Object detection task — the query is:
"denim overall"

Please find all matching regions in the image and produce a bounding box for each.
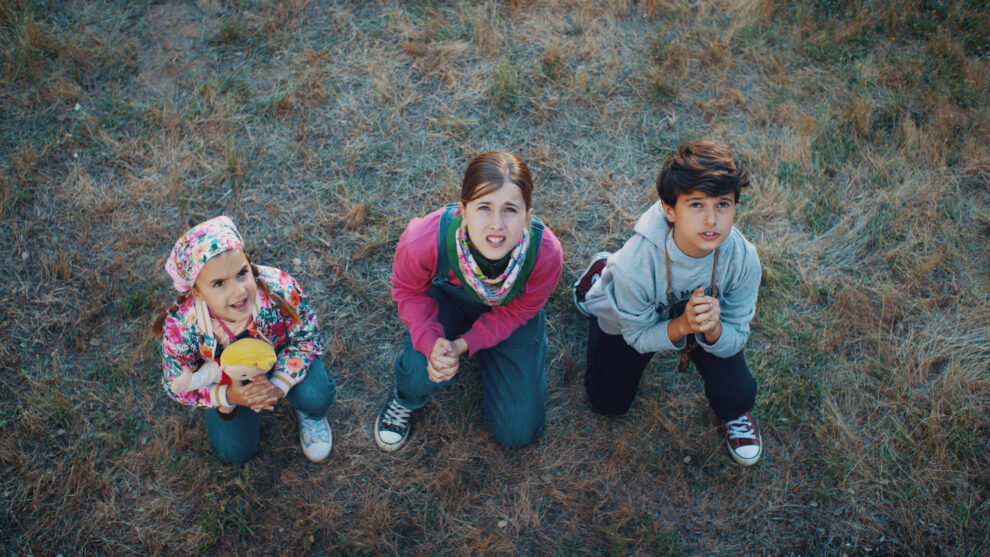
[393,204,548,447]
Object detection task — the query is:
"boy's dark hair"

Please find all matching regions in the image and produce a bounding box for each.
[655,142,749,206]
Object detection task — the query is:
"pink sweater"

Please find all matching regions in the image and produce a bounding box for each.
[392,207,563,358]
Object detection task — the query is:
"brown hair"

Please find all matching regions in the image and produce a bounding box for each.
[152,253,302,336]
[655,142,749,207]
[460,152,534,209]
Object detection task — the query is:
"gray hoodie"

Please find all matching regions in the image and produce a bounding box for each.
[584,201,761,358]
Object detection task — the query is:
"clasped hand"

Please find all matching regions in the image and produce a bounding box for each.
[225,373,284,412]
[427,337,468,383]
[683,287,722,343]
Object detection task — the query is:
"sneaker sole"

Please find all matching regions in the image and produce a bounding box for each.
[571,251,611,317]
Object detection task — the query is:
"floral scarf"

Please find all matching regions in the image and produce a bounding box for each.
[454,219,530,306]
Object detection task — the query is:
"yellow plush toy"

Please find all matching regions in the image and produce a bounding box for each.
[220,338,277,382]
[170,338,277,412]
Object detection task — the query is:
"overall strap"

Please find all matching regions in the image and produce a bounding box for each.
[664,229,719,372]
[434,203,459,284]
[529,214,545,242]
[710,249,720,297]
[499,214,544,302]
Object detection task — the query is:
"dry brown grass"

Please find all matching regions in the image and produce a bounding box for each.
[1,0,988,554]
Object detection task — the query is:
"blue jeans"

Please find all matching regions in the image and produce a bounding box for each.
[205,356,336,464]
[394,287,548,447]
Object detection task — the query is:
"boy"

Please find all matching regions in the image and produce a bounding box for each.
[573,142,763,466]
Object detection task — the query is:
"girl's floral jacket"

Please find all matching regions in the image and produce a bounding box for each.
[161,265,323,408]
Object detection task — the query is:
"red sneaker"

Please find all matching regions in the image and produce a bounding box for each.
[572,252,610,316]
[725,412,762,466]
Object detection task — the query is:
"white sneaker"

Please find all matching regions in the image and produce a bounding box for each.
[296,410,332,462]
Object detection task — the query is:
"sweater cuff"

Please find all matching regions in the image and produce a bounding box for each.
[271,372,294,395]
[696,327,739,359]
[460,330,485,357]
[413,328,445,360]
[645,319,685,353]
[215,384,230,408]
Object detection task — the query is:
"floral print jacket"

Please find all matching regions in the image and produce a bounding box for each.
[161,265,323,408]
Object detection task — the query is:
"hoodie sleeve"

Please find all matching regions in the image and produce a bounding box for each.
[695,241,761,358]
[605,263,687,354]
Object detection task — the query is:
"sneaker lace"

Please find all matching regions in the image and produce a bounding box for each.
[727,416,756,440]
[382,398,412,429]
[298,412,330,444]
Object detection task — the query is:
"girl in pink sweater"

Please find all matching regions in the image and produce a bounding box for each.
[375,152,563,451]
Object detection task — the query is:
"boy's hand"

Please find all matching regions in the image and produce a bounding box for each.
[684,287,722,343]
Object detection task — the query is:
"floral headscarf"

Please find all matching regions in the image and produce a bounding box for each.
[165,216,244,293]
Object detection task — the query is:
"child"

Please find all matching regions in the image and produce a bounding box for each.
[572,142,763,466]
[375,152,563,451]
[154,216,336,463]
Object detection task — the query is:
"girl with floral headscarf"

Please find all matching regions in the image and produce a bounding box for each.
[153,216,336,463]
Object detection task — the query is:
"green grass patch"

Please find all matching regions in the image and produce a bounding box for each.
[330,533,377,557]
[0,396,20,430]
[400,3,473,43]
[109,414,144,455]
[252,79,297,121]
[648,80,677,105]
[490,59,521,112]
[405,481,443,528]
[541,51,564,82]
[870,95,908,137]
[776,161,810,188]
[861,200,907,254]
[812,112,855,169]
[923,36,981,108]
[599,516,682,556]
[197,476,258,552]
[210,15,263,51]
[942,404,984,462]
[556,535,596,555]
[754,355,822,427]
[729,21,772,53]
[121,285,154,317]
[801,178,842,235]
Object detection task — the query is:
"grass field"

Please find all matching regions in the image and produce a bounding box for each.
[1,0,988,554]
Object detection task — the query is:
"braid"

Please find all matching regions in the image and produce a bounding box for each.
[250,262,303,326]
[152,293,189,335]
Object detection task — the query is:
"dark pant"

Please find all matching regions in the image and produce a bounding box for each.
[394,285,547,448]
[584,317,755,421]
[205,356,336,464]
